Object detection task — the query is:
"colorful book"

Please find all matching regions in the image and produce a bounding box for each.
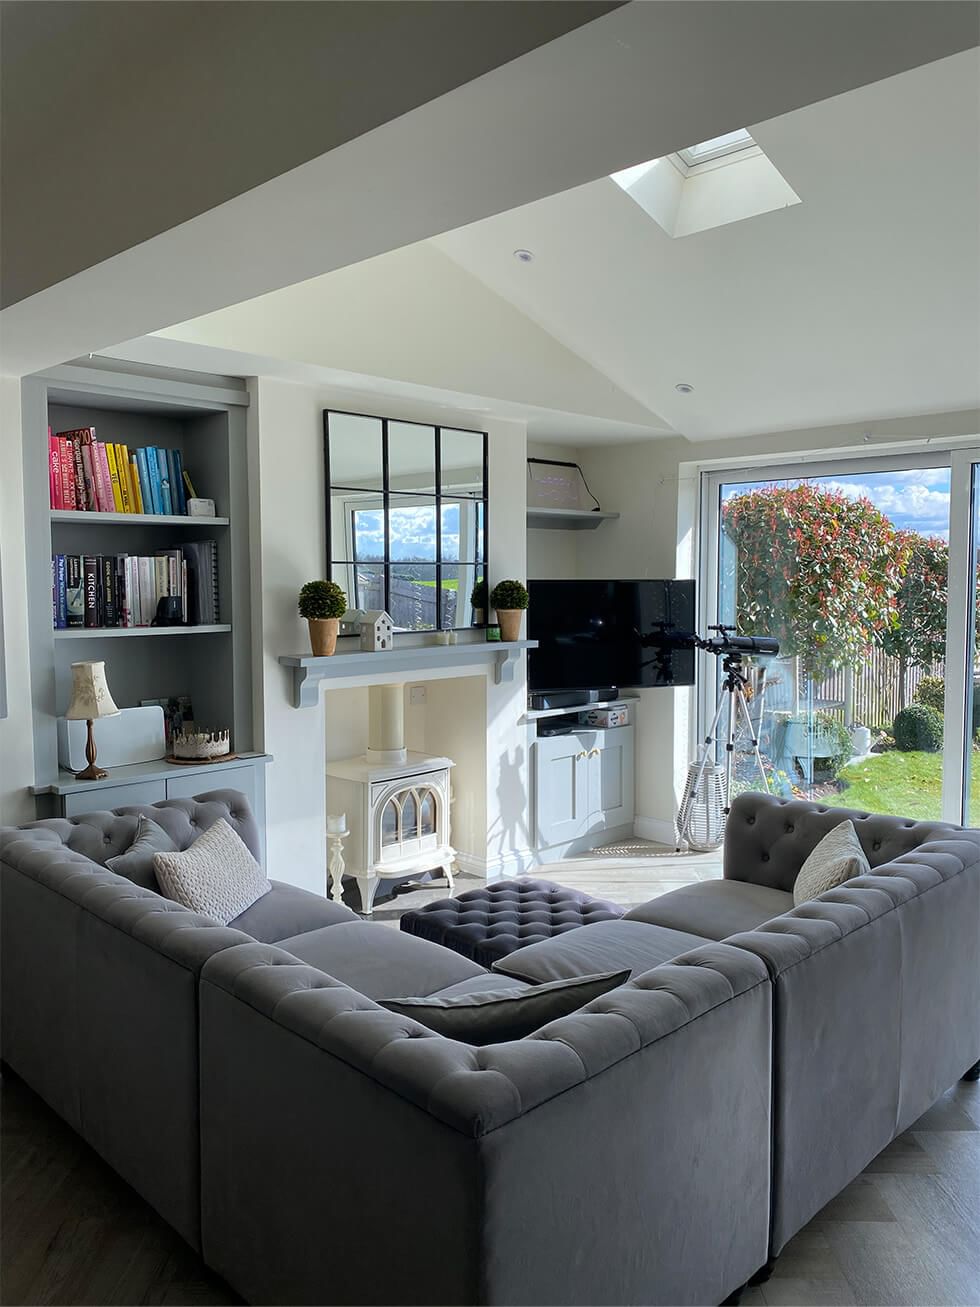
[51,557,58,626]
[53,555,67,628]
[115,445,132,513]
[182,467,198,501]
[65,556,85,627]
[58,437,74,510]
[101,556,117,626]
[48,434,61,509]
[94,442,114,512]
[105,443,124,512]
[128,456,144,514]
[156,447,174,516]
[145,447,164,515]
[82,556,98,628]
[80,442,97,512]
[171,450,187,514]
[138,556,155,626]
[135,447,153,513]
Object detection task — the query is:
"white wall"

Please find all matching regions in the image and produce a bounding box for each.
[250,375,529,888]
[0,376,35,824]
[526,440,580,580]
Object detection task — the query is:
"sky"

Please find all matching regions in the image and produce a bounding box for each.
[722,466,952,541]
[351,504,463,561]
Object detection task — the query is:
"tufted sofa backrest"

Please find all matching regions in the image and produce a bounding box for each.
[724,792,960,893]
[201,937,769,1137]
[2,789,260,868]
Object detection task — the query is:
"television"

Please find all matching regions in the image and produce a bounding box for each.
[527,579,696,692]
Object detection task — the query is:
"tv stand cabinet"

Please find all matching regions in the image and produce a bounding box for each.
[532,724,634,860]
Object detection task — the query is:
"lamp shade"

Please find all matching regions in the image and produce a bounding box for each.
[65,661,120,721]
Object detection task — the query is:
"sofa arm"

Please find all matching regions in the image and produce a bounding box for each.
[202,938,768,1137]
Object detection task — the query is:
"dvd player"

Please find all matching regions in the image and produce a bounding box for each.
[528,687,618,711]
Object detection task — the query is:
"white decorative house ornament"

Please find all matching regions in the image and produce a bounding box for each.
[360,611,394,652]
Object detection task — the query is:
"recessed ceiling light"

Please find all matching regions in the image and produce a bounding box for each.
[513,249,534,263]
[675,382,694,394]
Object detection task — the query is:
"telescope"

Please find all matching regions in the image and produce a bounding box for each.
[700,626,780,659]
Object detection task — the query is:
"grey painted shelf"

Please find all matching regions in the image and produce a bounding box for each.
[526,507,620,531]
[50,510,230,527]
[523,691,640,722]
[53,624,231,639]
[279,640,538,707]
[31,752,272,797]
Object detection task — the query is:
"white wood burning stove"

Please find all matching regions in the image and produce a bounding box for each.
[326,686,456,914]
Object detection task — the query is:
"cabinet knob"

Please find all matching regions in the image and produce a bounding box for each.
[589,747,600,758]
[576,751,587,761]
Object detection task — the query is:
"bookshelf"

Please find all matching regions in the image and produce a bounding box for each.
[22,362,269,834]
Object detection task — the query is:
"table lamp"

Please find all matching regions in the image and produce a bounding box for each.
[65,660,120,780]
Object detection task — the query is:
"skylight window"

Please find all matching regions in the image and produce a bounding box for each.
[676,129,754,167]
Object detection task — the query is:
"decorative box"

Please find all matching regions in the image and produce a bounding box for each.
[583,705,630,728]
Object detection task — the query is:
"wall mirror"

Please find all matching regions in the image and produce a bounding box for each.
[325,410,488,632]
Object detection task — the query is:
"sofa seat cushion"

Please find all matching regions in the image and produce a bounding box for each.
[624,880,795,941]
[276,921,488,999]
[229,881,358,942]
[492,919,709,985]
[380,969,630,1045]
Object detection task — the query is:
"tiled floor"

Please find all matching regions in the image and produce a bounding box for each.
[4,846,978,1307]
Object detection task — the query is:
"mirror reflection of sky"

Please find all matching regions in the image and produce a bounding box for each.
[721,467,951,541]
[353,504,463,560]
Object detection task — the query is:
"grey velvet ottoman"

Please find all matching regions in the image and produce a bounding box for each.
[399,877,625,967]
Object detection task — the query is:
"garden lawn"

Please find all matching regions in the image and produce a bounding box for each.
[824,750,980,821]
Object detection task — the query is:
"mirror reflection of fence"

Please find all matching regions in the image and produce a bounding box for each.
[325,411,488,634]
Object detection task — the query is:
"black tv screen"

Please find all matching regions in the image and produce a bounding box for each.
[527,579,696,691]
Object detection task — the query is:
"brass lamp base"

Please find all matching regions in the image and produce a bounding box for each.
[74,718,109,781]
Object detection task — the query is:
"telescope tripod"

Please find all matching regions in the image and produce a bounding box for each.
[676,653,770,852]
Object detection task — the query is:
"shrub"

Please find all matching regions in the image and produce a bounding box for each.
[490,579,529,611]
[298,580,347,620]
[893,703,943,752]
[470,579,487,610]
[914,676,945,714]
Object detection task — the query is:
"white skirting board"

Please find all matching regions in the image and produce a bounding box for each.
[633,815,679,846]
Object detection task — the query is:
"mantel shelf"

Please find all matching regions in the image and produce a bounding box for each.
[526,507,619,531]
[279,640,538,708]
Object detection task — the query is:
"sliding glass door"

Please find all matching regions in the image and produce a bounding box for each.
[702,449,979,823]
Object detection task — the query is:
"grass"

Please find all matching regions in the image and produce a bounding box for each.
[823,749,979,821]
[416,579,458,590]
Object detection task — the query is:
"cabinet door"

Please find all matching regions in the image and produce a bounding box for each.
[165,765,256,810]
[63,780,167,818]
[589,728,635,831]
[533,736,590,848]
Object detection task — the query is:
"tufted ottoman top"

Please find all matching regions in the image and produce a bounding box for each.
[399,878,625,967]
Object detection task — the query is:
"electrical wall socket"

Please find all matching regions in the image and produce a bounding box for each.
[409,685,427,705]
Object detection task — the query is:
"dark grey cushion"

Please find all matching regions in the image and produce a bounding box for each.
[492,918,710,984]
[229,881,358,942]
[430,973,531,999]
[380,969,630,1045]
[105,815,177,890]
[724,792,957,893]
[275,920,488,999]
[625,880,795,941]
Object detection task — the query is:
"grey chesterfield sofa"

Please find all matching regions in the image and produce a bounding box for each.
[2,789,978,1306]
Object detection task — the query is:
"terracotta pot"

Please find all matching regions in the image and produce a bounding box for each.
[496,608,524,642]
[308,616,339,657]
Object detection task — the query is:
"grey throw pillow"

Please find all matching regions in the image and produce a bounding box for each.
[793,819,870,905]
[379,969,630,1045]
[153,818,271,925]
[105,815,177,890]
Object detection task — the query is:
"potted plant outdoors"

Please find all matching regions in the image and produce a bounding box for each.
[490,579,529,642]
[298,580,348,657]
[470,579,488,626]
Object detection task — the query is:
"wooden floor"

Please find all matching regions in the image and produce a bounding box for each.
[4,847,979,1307]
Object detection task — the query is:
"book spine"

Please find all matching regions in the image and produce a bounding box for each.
[105,444,124,512]
[129,457,144,514]
[171,449,187,514]
[116,445,132,513]
[70,437,88,510]
[135,448,152,513]
[101,555,117,626]
[146,448,164,515]
[83,556,98,628]
[182,466,198,501]
[181,559,188,622]
[138,556,154,625]
[154,556,169,608]
[51,557,57,627]
[53,555,67,628]
[156,447,173,515]
[49,434,61,509]
[95,443,114,512]
[81,442,97,513]
[66,556,85,627]
[58,438,74,509]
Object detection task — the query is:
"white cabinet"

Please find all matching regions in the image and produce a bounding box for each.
[533,726,634,854]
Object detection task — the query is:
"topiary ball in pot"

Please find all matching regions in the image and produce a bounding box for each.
[490,579,529,642]
[892,703,943,753]
[470,579,488,623]
[298,580,347,657]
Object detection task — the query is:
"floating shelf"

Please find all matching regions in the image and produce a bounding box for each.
[523,691,641,722]
[53,624,231,639]
[279,640,538,707]
[526,507,620,531]
[50,510,229,527]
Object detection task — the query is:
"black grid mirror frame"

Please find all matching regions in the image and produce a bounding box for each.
[324,409,489,632]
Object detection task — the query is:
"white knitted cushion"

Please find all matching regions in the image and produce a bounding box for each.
[793,819,870,906]
[153,818,271,924]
